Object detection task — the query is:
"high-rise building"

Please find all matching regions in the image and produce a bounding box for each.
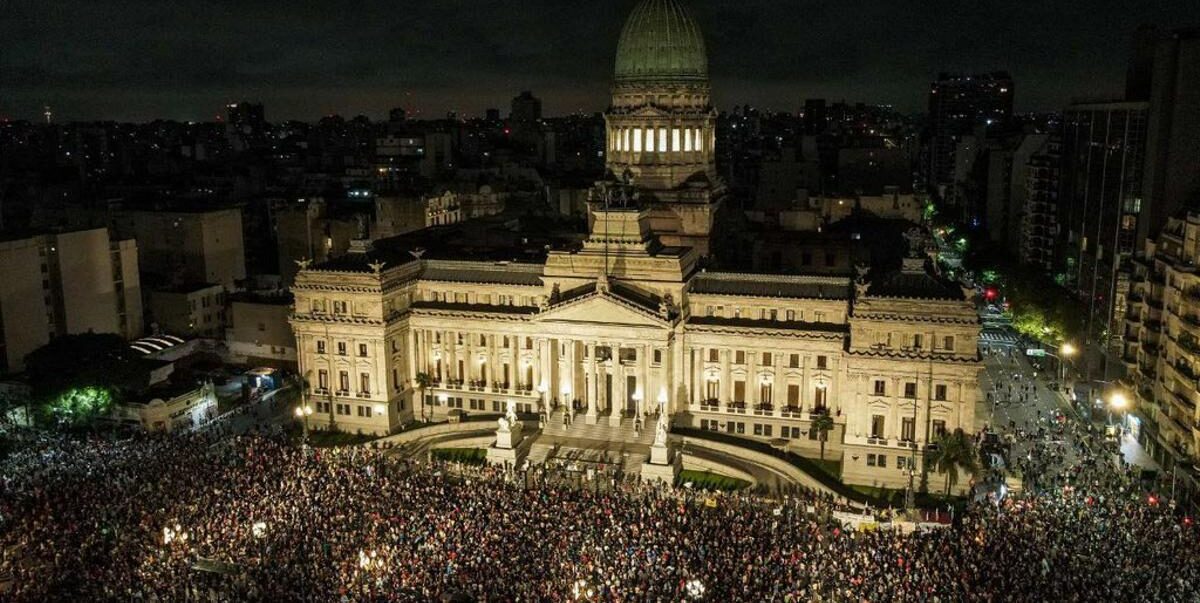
[0,228,142,373]
[1020,135,1062,272]
[107,206,247,290]
[1142,27,1200,239]
[802,98,828,135]
[509,91,541,124]
[1060,101,1149,346]
[925,72,1014,197]
[1124,210,1200,500]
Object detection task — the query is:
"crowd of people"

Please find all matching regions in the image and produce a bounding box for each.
[1,421,1198,603]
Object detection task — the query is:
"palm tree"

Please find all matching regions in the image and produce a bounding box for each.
[926,428,979,497]
[415,372,433,422]
[811,413,835,460]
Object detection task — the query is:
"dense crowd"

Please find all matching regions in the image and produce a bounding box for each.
[0,424,1197,603]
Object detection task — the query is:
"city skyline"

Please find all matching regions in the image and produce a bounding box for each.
[2,0,1196,122]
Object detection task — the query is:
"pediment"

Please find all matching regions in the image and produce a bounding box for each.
[536,293,666,328]
[629,105,671,118]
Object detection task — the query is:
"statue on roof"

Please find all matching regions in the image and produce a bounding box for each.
[902,227,929,258]
[855,281,871,298]
[658,293,675,319]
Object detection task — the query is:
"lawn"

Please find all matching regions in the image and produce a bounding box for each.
[432,447,487,466]
[677,469,751,492]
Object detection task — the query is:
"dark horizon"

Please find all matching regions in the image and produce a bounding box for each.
[2,0,1196,123]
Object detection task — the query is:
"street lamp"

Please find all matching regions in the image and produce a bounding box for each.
[1059,342,1077,382]
[1109,391,1128,430]
[294,404,313,441]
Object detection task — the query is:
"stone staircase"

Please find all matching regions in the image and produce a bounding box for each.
[542,408,657,446]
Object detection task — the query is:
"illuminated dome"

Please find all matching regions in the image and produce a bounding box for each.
[614,0,708,84]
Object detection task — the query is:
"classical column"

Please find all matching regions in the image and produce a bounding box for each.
[586,342,599,424]
[720,349,731,411]
[639,343,650,418]
[610,345,625,427]
[748,350,759,406]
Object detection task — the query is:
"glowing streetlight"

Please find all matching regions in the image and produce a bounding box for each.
[294,404,313,441]
[1108,391,1129,429]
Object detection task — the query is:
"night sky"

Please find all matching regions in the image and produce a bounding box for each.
[2,0,1196,122]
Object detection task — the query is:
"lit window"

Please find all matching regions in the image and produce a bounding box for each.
[694,128,703,152]
[623,129,630,151]
[658,128,667,153]
[645,128,654,152]
[684,129,692,152]
[633,128,642,152]
[672,128,681,151]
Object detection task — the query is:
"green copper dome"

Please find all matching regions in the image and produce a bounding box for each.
[614,0,708,84]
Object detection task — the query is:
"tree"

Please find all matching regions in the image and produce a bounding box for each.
[415,372,433,422]
[24,333,150,427]
[926,428,980,497]
[811,413,835,460]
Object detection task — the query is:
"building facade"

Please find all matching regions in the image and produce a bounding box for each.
[1061,101,1149,347]
[0,228,142,373]
[108,206,246,290]
[288,0,983,492]
[290,206,981,490]
[227,292,297,367]
[1125,210,1200,489]
[146,283,226,339]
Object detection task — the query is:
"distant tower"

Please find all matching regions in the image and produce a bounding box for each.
[43,105,52,124]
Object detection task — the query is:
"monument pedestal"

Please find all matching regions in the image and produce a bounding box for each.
[487,422,529,468]
[640,443,680,484]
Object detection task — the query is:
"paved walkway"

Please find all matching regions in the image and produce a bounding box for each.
[1120,433,1161,471]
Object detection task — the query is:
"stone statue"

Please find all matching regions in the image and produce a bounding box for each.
[497,416,511,433]
[658,293,674,319]
[855,281,871,298]
[654,412,668,446]
[902,227,927,258]
[505,400,519,427]
[355,214,370,240]
[368,260,386,275]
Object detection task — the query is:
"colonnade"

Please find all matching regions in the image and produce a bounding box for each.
[408,327,669,426]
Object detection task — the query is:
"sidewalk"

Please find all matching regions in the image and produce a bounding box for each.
[1119,433,1161,472]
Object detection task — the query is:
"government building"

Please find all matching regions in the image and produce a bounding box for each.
[289,0,982,492]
